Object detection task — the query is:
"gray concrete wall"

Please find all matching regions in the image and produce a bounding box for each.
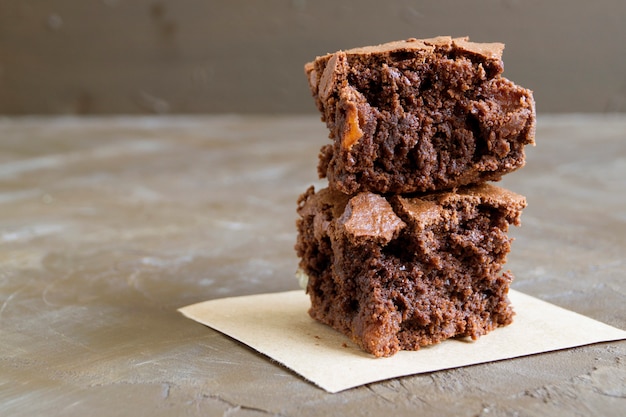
[1,0,625,114]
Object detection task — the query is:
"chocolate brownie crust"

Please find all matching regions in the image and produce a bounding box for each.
[295,183,525,357]
[306,36,535,195]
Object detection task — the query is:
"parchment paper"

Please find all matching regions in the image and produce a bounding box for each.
[178,289,626,393]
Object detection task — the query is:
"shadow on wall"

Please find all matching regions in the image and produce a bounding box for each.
[1,0,626,114]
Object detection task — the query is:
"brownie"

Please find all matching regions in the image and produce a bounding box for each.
[295,183,526,357]
[305,36,536,194]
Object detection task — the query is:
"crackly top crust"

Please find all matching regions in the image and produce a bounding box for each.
[394,183,527,228]
[297,186,405,245]
[305,36,504,93]
[297,183,525,246]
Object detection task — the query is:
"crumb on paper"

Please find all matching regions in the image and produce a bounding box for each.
[296,267,309,290]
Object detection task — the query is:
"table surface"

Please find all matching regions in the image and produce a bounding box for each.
[1,115,625,416]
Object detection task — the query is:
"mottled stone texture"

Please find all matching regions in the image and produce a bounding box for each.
[0,116,624,416]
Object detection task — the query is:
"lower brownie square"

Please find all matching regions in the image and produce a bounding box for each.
[295,183,526,357]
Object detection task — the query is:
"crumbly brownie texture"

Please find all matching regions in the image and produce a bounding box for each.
[295,183,525,357]
[306,36,536,195]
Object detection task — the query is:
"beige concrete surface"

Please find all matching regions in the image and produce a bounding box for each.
[2,1,626,114]
[0,115,625,415]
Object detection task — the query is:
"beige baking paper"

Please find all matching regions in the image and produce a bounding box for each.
[178,290,626,393]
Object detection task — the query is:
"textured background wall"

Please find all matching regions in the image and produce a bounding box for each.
[1,0,625,115]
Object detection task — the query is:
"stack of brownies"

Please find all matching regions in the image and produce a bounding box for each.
[295,36,535,357]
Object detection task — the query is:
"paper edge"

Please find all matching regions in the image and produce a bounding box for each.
[178,289,626,393]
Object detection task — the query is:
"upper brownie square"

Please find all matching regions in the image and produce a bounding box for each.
[306,36,535,195]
